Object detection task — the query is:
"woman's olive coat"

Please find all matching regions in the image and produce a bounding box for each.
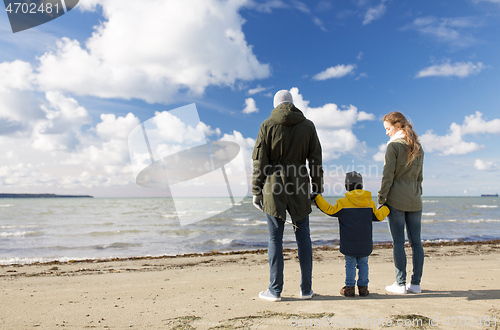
[378,139,424,212]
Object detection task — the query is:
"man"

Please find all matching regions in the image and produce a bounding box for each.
[252,90,323,302]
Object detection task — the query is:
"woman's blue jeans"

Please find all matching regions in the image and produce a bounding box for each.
[266,213,312,297]
[345,255,369,287]
[387,205,424,286]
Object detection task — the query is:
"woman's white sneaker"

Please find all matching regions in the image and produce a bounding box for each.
[385,282,407,294]
[406,283,421,293]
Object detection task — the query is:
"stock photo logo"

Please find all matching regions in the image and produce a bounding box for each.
[128,104,249,226]
[3,0,79,33]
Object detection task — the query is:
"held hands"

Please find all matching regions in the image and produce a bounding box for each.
[378,203,387,210]
[252,194,263,211]
[310,193,319,208]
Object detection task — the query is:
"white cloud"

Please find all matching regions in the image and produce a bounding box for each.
[407,16,480,48]
[248,85,268,95]
[244,0,288,13]
[313,64,356,81]
[247,0,326,31]
[312,17,327,31]
[220,130,255,150]
[373,143,387,162]
[416,61,486,78]
[242,98,259,114]
[363,0,387,25]
[461,111,500,134]
[0,61,42,136]
[0,163,55,188]
[219,130,256,168]
[420,112,500,156]
[318,129,366,160]
[420,124,482,156]
[35,0,270,103]
[0,89,43,135]
[289,87,375,161]
[474,159,498,171]
[0,60,35,91]
[31,92,92,152]
[355,72,369,80]
[96,113,140,141]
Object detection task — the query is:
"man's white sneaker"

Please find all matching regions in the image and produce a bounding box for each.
[385,282,407,294]
[259,290,281,302]
[406,283,421,293]
[300,291,314,300]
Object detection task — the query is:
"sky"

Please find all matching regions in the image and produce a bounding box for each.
[0,0,499,198]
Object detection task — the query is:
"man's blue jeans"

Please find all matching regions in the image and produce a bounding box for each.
[266,213,312,297]
[387,205,424,286]
[344,255,369,287]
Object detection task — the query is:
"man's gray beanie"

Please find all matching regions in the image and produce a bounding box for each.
[273,90,294,108]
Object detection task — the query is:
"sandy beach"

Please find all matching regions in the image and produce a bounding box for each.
[1,241,499,329]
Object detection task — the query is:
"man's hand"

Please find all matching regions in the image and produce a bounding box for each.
[310,193,318,208]
[253,194,263,211]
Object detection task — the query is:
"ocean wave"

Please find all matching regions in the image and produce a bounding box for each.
[159,229,201,236]
[473,205,498,208]
[161,213,178,219]
[213,238,234,245]
[95,242,142,249]
[0,204,12,207]
[465,219,500,223]
[422,238,460,244]
[424,218,500,223]
[423,200,438,203]
[0,225,39,229]
[237,221,267,227]
[0,231,43,237]
[88,230,146,237]
[422,212,436,216]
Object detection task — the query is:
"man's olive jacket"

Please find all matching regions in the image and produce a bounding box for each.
[252,103,323,222]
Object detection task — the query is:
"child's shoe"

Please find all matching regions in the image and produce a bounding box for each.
[340,286,355,297]
[358,286,369,296]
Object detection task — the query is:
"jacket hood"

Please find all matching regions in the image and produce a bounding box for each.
[269,103,306,127]
[345,189,372,207]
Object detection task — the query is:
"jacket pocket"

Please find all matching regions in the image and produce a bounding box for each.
[252,142,262,160]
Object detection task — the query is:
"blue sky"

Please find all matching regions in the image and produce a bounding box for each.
[1,0,499,197]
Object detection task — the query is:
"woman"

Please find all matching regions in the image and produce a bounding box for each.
[378,111,424,294]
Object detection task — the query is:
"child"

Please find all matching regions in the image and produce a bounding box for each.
[313,171,390,297]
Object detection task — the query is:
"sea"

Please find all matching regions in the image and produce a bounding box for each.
[1,196,499,265]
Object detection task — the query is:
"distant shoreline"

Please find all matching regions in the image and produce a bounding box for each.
[0,193,93,198]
